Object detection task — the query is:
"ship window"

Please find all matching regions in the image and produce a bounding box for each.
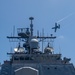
[25,56,29,60]
[47,67,50,70]
[54,67,57,69]
[14,56,19,60]
[20,56,24,60]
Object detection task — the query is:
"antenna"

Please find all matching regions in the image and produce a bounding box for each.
[50,34,54,47]
[37,30,39,37]
[10,47,12,53]
[42,28,44,52]
[59,45,61,54]
[13,25,15,36]
[29,17,34,36]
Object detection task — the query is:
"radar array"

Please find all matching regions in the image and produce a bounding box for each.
[7,17,56,55]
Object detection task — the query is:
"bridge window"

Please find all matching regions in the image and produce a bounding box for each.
[14,57,19,60]
[20,57,24,60]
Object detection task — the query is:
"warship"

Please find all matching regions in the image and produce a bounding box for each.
[0,17,75,75]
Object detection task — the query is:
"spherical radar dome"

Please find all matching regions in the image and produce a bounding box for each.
[31,39,38,43]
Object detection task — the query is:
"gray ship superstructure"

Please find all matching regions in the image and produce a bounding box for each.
[0,17,75,75]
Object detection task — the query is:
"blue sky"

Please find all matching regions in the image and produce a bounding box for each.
[0,0,75,65]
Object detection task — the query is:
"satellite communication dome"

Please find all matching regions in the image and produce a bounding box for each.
[30,38,39,49]
[44,47,54,54]
[31,39,38,43]
[14,47,24,53]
